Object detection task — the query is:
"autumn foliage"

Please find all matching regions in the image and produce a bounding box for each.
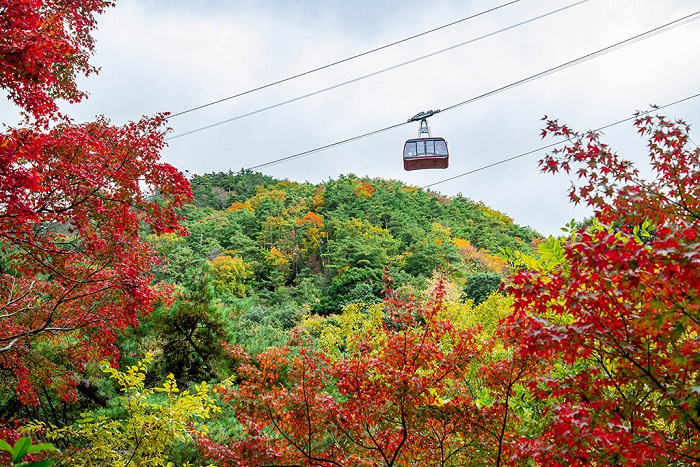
[0,0,191,404]
[195,113,700,467]
[0,0,113,118]
[4,1,700,466]
[198,283,526,467]
[501,113,700,465]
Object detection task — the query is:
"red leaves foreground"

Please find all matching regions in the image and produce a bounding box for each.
[0,115,191,404]
[502,113,700,465]
[199,284,543,467]
[1,0,192,404]
[0,0,112,118]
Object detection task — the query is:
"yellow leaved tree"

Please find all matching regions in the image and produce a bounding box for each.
[25,355,219,467]
[302,302,385,360]
[208,255,252,297]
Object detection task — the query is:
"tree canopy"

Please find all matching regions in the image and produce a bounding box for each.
[0,0,191,405]
[2,2,699,466]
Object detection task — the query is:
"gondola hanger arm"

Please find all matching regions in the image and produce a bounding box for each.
[408,109,441,122]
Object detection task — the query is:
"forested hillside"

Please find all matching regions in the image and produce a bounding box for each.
[2,166,542,463]
[173,170,538,312]
[114,170,538,389]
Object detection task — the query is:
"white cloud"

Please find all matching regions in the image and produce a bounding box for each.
[54,0,700,235]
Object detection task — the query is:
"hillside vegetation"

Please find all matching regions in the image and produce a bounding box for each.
[106,171,537,391]
[169,170,538,312]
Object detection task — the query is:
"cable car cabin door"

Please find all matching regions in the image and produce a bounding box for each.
[403,137,449,171]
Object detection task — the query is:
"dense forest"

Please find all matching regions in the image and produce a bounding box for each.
[129,170,539,377]
[2,2,700,466]
[180,170,537,309]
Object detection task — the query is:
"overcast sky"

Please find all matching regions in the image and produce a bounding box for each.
[12,0,700,235]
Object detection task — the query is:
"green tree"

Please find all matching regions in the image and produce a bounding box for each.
[464,272,503,305]
[404,222,463,278]
[150,274,228,386]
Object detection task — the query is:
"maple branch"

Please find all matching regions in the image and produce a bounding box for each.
[0,279,113,354]
[5,235,98,284]
[426,417,480,467]
[647,275,700,329]
[36,185,101,214]
[263,400,343,467]
[330,360,377,453]
[428,424,447,467]
[357,394,409,467]
[591,315,700,434]
[359,416,389,466]
[595,354,631,402]
[494,377,512,467]
[386,407,409,467]
[0,337,20,353]
[331,418,374,452]
[442,439,479,467]
[0,277,37,318]
[577,271,700,437]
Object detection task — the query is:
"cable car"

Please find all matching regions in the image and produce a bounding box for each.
[403,110,449,171]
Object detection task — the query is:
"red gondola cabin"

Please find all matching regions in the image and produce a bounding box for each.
[403,137,449,171]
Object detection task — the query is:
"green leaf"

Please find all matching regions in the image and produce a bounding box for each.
[0,439,12,454]
[12,437,31,463]
[25,460,55,467]
[27,443,57,454]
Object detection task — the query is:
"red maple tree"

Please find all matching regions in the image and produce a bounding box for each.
[1,0,112,119]
[198,283,541,467]
[1,0,192,404]
[503,112,700,465]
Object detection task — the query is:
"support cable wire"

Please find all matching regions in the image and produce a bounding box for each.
[422,92,700,189]
[243,11,700,173]
[167,0,589,140]
[440,10,700,113]
[168,0,521,118]
[246,121,410,171]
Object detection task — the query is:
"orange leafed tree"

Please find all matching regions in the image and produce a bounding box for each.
[198,282,537,467]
